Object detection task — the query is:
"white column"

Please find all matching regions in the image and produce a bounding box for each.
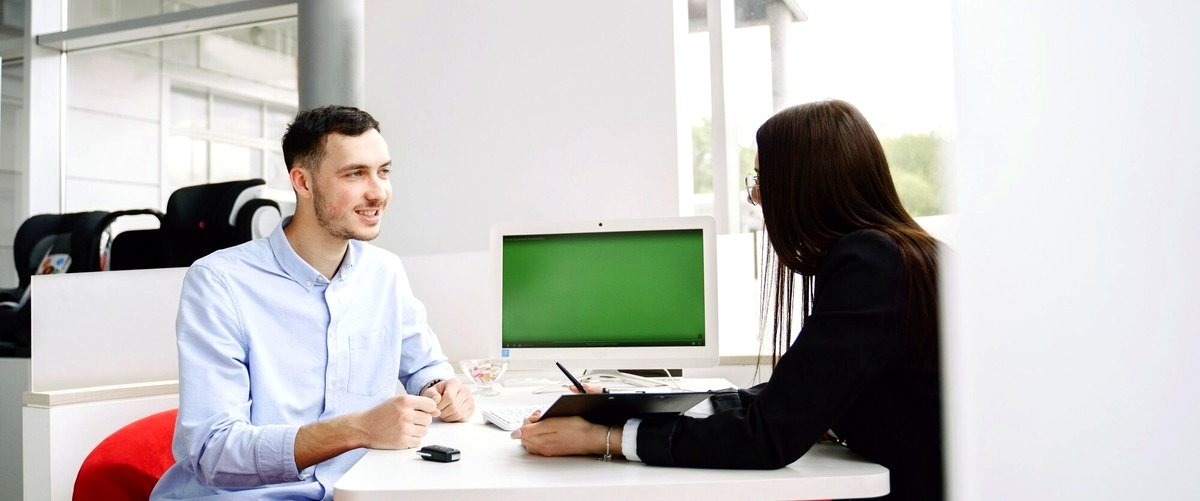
[766,1,791,112]
[708,0,738,234]
[298,0,365,109]
[22,0,63,215]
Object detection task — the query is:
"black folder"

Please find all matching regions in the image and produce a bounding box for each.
[540,391,719,425]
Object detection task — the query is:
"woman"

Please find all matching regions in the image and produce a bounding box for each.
[513,100,943,501]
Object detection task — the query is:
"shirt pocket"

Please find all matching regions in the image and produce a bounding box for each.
[348,328,390,396]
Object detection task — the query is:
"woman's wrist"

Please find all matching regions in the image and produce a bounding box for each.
[592,423,623,456]
[590,424,608,455]
[609,426,623,456]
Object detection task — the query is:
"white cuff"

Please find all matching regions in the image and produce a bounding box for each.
[621,418,642,462]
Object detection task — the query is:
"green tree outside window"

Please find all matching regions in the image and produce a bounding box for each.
[692,119,946,217]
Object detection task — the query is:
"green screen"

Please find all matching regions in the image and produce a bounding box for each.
[502,229,705,348]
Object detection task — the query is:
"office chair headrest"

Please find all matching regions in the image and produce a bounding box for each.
[164,179,266,236]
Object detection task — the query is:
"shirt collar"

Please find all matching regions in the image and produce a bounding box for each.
[268,216,361,290]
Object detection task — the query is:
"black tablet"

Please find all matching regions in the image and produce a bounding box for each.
[540,391,718,425]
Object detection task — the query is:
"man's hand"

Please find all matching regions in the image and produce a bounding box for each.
[354,394,441,449]
[295,394,439,470]
[510,411,618,457]
[421,379,475,422]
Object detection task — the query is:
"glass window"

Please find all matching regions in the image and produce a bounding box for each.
[685,0,955,232]
[683,2,713,218]
[210,142,262,182]
[1,59,23,174]
[167,135,208,187]
[0,0,24,43]
[64,19,298,212]
[167,86,296,194]
[784,0,954,218]
[683,0,770,233]
[171,87,208,130]
[162,36,200,67]
[0,171,18,288]
[264,151,290,191]
[265,106,292,143]
[725,18,770,233]
[0,59,24,289]
[67,0,248,30]
[212,94,263,138]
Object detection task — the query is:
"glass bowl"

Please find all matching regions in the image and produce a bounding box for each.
[458,359,509,396]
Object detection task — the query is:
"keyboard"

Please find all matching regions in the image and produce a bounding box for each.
[482,406,543,431]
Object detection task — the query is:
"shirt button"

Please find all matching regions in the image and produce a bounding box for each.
[306,280,313,287]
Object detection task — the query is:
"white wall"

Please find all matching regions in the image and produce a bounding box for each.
[946,1,1200,499]
[364,0,688,256]
[399,250,491,363]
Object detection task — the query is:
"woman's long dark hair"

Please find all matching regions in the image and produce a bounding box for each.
[756,100,940,368]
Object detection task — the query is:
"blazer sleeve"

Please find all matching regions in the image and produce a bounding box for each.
[635,230,907,469]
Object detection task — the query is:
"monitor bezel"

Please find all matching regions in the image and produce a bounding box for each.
[490,216,719,371]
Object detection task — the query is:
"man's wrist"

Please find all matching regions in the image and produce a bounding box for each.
[420,378,444,394]
[335,412,370,449]
[295,414,368,470]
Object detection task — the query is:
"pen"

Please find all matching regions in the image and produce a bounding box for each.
[554,361,588,394]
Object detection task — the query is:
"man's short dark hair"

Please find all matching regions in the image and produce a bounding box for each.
[282,105,381,172]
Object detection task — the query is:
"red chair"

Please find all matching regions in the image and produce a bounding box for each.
[73,408,178,501]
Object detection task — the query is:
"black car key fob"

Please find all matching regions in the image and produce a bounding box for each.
[417,445,461,462]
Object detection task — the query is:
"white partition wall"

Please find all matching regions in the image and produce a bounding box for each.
[946,1,1200,499]
[22,269,187,500]
[30,268,186,391]
[364,0,689,256]
[24,393,178,501]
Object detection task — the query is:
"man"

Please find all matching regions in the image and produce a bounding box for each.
[152,106,474,500]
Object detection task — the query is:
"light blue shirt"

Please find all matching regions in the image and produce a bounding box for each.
[152,217,455,500]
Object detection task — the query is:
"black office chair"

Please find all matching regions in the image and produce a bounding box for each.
[108,179,282,270]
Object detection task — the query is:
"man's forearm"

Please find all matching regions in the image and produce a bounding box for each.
[294,413,367,471]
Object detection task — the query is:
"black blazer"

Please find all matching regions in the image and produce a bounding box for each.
[636,229,943,501]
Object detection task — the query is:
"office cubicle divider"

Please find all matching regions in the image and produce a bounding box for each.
[20,269,186,500]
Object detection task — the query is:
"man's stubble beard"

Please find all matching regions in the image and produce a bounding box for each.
[312,182,381,242]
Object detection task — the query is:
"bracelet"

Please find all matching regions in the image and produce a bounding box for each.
[599,425,614,462]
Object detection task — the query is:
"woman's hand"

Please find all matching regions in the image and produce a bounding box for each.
[511,412,621,457]
[569,383,606,394]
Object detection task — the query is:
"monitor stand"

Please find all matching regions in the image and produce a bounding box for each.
[580,369,668,388]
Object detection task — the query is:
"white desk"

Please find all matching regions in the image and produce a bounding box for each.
[334,378,889,500]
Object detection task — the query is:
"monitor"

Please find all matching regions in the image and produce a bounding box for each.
[490,217,719,376]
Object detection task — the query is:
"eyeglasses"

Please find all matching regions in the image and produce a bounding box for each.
[745,173,760,206]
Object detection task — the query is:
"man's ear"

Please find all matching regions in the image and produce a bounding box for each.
[290,166,313,200]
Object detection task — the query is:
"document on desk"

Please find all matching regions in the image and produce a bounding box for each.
[540,391,718,425]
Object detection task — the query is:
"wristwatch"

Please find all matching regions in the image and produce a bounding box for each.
[420,379,444,394]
